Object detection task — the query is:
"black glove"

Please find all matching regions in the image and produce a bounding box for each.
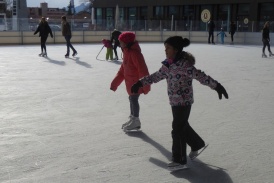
[131,81,143,94]
[215,83,229,99]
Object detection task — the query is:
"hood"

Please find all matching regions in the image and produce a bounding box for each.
[183,51,195,66]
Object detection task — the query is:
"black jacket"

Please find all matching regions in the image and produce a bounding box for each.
[34,21,53,37]
[111,30,122,44]
[208,21,215,32]
[262,27,270,40]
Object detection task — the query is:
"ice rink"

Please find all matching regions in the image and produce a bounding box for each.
[1,42,274,183]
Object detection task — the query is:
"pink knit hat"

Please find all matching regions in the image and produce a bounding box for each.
[118,32,135,44]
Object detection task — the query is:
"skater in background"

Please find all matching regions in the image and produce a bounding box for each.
[262,21,273,58]
[110,32,150,131]
[208,18,215,44]
[217,28,227,44]
[229,21,236,44]
[34,17,53,57]
[102,39,113,61]
[111,29,122,60]
[131,36,228,170]
[61,16,77,58]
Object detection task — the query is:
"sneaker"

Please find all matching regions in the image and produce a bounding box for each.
[167,161,188,171]
[123,116,141,131]
[189,144,209,160]
[121,115,133,129]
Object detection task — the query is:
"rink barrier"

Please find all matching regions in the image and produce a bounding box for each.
[0,31,273,45]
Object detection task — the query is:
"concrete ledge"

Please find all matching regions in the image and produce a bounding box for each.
[0,31,273,45]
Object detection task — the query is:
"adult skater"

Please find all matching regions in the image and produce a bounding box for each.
[131,36,228,170]
[208,18,215,44]
[229,21,236,44]
[34,17,53,57]
[262,21,273,58]
[61,16,77,58]
[110,29,122,60]
[110,32,150,131]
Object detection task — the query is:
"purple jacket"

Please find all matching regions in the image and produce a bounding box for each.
[140,51,217,106]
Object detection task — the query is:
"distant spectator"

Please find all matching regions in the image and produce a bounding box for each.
[229,21,236,44]
[207,18,215,44]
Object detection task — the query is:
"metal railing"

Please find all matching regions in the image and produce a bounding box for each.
[1,18,273,32]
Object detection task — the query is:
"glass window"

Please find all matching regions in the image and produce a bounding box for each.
[129,7,136,20]
[259,3,274,22]
[169,6,179,19]
[96,8,102,24]
[238,4,250,15]
[154,6,164,19]
[140,6,147,20]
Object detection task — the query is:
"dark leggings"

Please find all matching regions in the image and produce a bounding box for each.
[171,105,205,163]
[129,95,140,117]
[113,42,120,59]
[230,31,235,42]
[40,36,48,53]
[262,39,272,54]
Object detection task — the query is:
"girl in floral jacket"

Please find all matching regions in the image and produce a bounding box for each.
[110,32,150,131]
[131,36,228,170]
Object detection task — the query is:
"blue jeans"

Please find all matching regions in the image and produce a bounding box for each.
[64,35,76,55]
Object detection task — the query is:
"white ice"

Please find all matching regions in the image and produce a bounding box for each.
[0,42,274,183]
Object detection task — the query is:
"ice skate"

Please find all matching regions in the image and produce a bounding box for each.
[167,161,188,171]
[189,144,209,160]
[269,52,274,57]
[123,117,141,132]
[262,53,267,58]
[121,115,133,129]
[39,52,44,57]
[72,52,78,57]
[43,52,47,57]
[65,53,69,58]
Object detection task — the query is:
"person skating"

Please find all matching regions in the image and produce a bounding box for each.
[110,32,150,131]
[217,28,227,44]
[110,29,122,60]
[229,21,236,44]
[208,18,215,44]
[131,36,228,170]
[34,17,53,57]
[102,39,114,61]
[262,21,273,58]
[61,16,77,58]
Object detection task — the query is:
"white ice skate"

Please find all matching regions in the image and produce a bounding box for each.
[262,53,267,58]
[189,144,209,160]
[123,117,141,132]
[121,115,133,129]
[167,162,189,171]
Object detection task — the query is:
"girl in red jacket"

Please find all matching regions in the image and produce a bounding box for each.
[110,32,150,131]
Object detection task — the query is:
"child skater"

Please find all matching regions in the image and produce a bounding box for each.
[102,39,113,61]
[110,32,150,131]
[131,36,228,170]
[217,28,227,44]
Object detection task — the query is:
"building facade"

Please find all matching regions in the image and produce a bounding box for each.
[92,0,274,32]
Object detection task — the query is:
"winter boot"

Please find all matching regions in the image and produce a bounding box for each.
[121,115,133,129]
[123,116,141,131]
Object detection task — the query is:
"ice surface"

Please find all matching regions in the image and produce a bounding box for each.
[0,43,274,183]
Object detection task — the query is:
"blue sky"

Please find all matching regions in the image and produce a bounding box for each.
[27,0,83,8]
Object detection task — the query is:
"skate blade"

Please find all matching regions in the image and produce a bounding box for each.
[123,128,142,133]
[190,144,209,160]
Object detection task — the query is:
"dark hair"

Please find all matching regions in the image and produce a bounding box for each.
[164,36,190,51]
[61,16,67,21]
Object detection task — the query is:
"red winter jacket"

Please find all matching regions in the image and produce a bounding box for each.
[110,41,150,95]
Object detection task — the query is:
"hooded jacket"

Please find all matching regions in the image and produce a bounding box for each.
[110,41,150,95]
[140,51,217,106]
